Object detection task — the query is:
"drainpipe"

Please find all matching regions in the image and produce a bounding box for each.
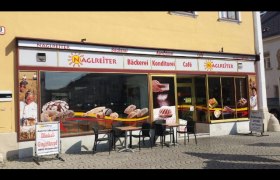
[253,11,270,131]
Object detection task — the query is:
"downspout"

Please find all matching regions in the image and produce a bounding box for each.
[253,11,269,131]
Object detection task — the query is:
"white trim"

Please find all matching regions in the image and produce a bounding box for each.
[218,11,223,19]
[238,12,242,22]
[253,11,268,110]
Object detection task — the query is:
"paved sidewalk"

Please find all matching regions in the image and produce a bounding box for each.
[1,132,280,169]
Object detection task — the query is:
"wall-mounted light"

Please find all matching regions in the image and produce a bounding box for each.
[81,38,86,43]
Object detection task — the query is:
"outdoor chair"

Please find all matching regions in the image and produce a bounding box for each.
[111,121,126,150]
[153,119,174,148]
[92,122,112,154]
[177,118,197,145]
[131,122,153,150]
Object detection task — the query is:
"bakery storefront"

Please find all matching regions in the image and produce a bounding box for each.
[17,38,256,146]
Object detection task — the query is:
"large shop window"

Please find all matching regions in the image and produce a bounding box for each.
[40,72,149,137]
[176,75,249,124]
[208,77,248,121]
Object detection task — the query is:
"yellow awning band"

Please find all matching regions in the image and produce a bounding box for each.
[177,105,248,112]
[74,112,149,122]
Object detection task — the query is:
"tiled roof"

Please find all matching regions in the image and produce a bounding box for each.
[261,11,280,38]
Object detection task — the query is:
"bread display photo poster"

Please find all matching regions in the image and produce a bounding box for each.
[19,71,38,140]
[152,76,176,124]
[248,75,258,111]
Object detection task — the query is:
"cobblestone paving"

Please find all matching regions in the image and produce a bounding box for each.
[1,132,280,169]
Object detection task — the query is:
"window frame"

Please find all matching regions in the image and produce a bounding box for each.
[169,11,198,18]
[218,11,242,23]
[264,51,272,70]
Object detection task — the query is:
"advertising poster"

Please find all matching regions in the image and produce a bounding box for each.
[35,122,60,156]
[18,71,38,140]
[152,76,177,124]
[248,75,258,111]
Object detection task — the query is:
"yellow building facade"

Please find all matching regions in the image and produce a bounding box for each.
[0,12,257,159]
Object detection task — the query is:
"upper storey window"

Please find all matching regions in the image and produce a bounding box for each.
[169,11,198,18]
[218,11,241,23]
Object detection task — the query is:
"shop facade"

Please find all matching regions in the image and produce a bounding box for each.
[1,12,262,159]
[16,38,257,156]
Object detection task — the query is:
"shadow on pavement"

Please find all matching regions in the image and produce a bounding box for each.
[204,159,280,169]
[185,152,280,163]
[246,142,280,147]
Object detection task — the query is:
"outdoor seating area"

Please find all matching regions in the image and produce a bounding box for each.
[90,119,198,154]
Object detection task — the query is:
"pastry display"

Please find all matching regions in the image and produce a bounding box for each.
[40,110,59,122]
[83,106,106,116]
[237,98,247,107]
[159,106,173,118]
[208,98,218,108]
[214,110,221,118]
[103,108,113,116]
[223,106,234,113]
[96,112,105,119]
[137,108,149,117]
[128,109,141,118]
[41,100,74,122]
[110,112,119,120]
[42,100,69,113]
[124,104,136,114]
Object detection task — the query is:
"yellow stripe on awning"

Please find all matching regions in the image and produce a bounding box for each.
[178,105,248,112]
[74,112,149,122]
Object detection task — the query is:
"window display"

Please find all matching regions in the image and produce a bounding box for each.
[152,76,177,124]
[17,69,251,141]
[208,76,249,121]
[40,72,149,136]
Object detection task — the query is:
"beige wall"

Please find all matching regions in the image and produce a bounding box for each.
[0,11,255,133]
